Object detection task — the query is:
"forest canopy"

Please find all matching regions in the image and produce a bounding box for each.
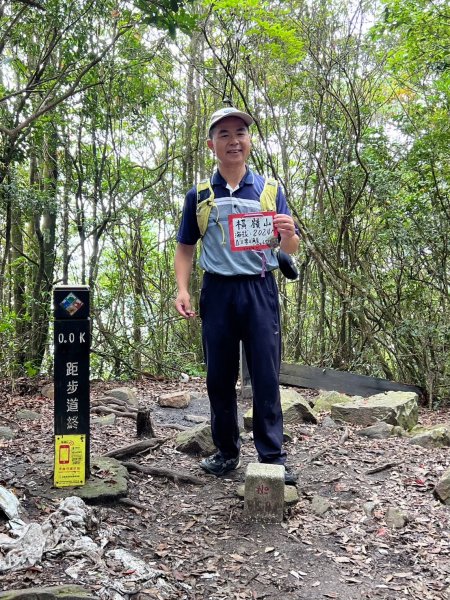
[0,0,449,404]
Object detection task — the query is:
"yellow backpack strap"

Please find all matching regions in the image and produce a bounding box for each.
[196,178,215,237]
[260,177,278,212]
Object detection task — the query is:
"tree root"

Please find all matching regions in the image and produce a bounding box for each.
[92,406,137,420]
[122,460,204,485]
[102,438,162,459]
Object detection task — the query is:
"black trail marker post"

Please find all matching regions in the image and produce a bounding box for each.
[53,285,90,487]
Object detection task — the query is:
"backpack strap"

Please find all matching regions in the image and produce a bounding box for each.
[196,178,215,238]
[260,177,278,212]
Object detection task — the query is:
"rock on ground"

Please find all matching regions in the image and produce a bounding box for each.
[312,390,357,415]
[0,585,97,600]
[331,391,418,430]
[435,467,450,504]
[356,421,394,439]
[244,388,317,429]
[409,424,450,448]
[107,387,138,407]
[175,422,216,456]
[158,391,190,408]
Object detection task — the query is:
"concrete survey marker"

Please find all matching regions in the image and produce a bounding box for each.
[244,463,285,522]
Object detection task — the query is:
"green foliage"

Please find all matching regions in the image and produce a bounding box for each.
[135,0,197,35]
[0,309,28,377]
[23,360,40,377]
[374,0,450,74]
[205,0,305,64]
[0,0,449,402]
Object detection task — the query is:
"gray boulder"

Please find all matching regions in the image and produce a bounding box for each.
[357,421,394,439]
[363,501,378,517]
[15,409,41,422]
[321,416,339,429]
[435,468,450,504]
[107,387,138,407]
[185,414,208,424]
[244,388,317,430]
[312,390,357,415]
[311,495,332,516]
[385,506,409,528]
[175,422,216,456]
[0,585,97,600]
[331,391,418,430]
[41,383,54,400]
[281,389,318,425]
[91,413,116,426]
[0,427,15,440]
[75,456,129,501]
[409,424,450,448]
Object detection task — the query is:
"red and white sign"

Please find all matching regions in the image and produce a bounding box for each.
[228,211,278,252]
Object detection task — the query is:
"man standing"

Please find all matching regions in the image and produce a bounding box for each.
[174,107,299,483]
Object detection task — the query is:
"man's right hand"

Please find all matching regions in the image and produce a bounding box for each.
[175,291,196,319]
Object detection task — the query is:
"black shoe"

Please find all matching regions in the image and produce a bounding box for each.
[200,452,241,477]
[284,466,298,486]
[262,462,298,485]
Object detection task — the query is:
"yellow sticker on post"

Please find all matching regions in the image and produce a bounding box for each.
[54,434,86,487]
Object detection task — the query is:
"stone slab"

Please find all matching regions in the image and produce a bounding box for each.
[25,456,128,503]
[331,391,418,429]
[244,463,285,522]
[0,585,97,600]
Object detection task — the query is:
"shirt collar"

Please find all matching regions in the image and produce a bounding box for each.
[212,167,254,188]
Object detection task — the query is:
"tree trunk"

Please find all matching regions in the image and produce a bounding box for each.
[0,188,12,303]
[132,215,144,374]
[28,132,58,370]
[11,206,26,371]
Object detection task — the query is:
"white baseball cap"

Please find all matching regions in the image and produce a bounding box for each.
[208,107,254,134]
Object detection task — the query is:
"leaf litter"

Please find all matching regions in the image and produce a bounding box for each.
[0,377,449,599]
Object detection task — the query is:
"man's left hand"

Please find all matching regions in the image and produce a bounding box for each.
[273,214,296,239]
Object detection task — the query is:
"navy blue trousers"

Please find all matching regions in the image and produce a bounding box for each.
[199,271,286,464]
